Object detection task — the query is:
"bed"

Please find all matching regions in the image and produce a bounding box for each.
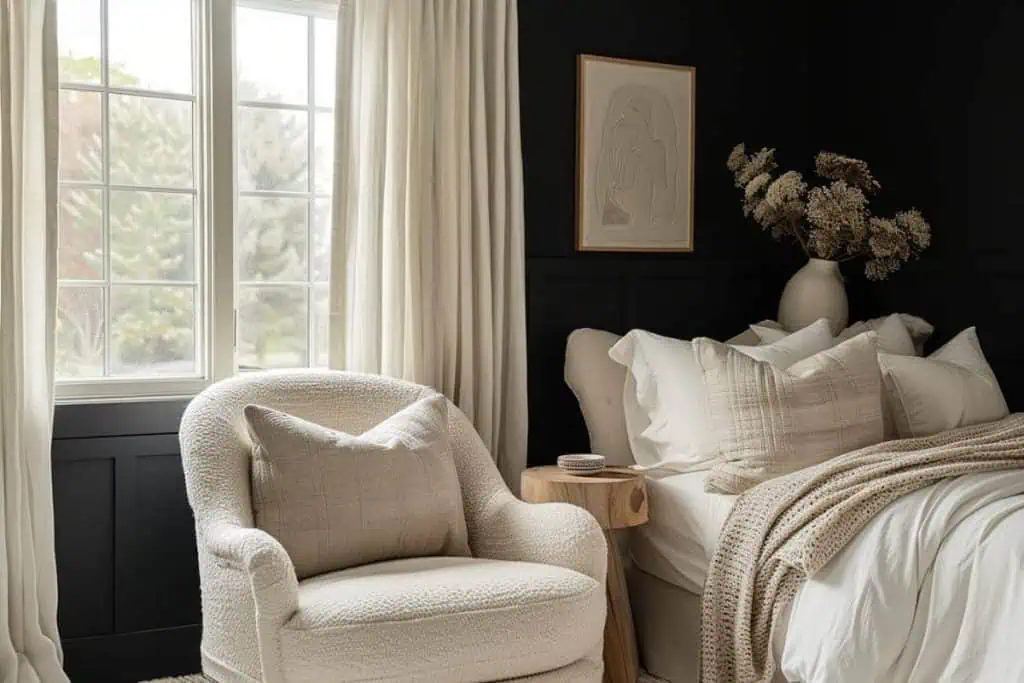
[564,327,782,683]
[564,327,1024,683]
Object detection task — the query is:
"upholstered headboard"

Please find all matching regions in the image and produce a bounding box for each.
[564,327,764,467]
[564,329,632,466]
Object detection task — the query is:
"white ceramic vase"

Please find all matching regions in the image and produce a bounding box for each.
[778,258,848,335]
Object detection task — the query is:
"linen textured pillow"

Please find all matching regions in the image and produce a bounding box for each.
[245,393,470,579]
[753,313,922,439]
[695,332,885,494]
[879,327,1008,438]
[607,318,834,469]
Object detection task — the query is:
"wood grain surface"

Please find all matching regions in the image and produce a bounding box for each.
[520,466,648,530]
[521,466,648,683]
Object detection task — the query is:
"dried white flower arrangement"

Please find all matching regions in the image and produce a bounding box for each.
[727,144,932,280]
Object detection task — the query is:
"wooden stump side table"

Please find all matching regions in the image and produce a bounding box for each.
[521,466,648,683]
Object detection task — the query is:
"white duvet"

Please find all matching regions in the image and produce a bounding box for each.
[781,470,1024,683]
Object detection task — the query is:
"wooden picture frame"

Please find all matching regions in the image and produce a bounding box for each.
[576,55,696,252]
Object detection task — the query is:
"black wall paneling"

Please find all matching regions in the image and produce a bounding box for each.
[527,258,790,463]
[808,0,1024,404]
[53,404,200,682]
[60,625,201,683]
[53,459,114,639]
[53,398,188,440]
[519,0,813,464]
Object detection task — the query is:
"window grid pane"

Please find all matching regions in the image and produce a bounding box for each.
[57,0,201,382]
[55,0,336,393]
[235,4,334,371]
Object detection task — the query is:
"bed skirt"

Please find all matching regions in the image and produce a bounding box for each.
[627,566,790,683]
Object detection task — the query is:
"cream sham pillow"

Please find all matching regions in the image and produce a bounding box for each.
[842,313,934,355]
[879,327,1008,438]
[695,332,885,494]
[752,313,933,356]
[607,318,834,469]
[245,393,470,579]
[752,313,917,356]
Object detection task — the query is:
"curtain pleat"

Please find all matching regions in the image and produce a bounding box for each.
[330,0,528,491]
[0,1,68,681]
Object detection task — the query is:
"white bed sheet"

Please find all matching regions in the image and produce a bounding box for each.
[630,465,1024,683]
[629,470,736,594]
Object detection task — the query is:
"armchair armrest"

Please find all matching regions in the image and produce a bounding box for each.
[469,496,607,584]
[205,523,299,626]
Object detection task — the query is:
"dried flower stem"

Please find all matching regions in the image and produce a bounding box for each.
[791,220,810,257]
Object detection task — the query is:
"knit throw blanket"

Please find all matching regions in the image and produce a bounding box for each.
[701,414,1024,683]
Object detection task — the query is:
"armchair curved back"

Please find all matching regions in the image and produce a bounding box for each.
[179,369,510,540]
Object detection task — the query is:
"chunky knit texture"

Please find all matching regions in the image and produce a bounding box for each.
[180,370,607,683]
[701,414,1024,683]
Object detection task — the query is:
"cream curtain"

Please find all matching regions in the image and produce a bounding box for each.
[0,1,67,681]
[330,0,528,491]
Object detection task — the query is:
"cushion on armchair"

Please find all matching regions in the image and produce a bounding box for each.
[281,556,605,682]
[245,392,470,579]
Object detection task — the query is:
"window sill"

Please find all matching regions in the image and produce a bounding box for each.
[56,376,211,405]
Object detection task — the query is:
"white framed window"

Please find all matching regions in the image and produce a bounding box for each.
[234,3,335,370]
[55,0,337,402]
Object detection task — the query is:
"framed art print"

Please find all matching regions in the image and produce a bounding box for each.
[576,55,695,252]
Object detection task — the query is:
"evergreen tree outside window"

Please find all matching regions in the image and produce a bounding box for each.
[56,0,337,400]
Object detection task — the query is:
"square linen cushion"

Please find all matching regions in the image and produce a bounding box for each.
[695,332,885,494]
[244,393,470,579]
[879,327,1009,438]
[607,318,834,470]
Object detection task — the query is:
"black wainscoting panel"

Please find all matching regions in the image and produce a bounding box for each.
[54,399,188,440]
[526,258,796,465]
[115,453,200,633]
[53,459,115,639]
[62,625,201,683]
[526,259,626,463]
[621,263,790,341]
[53,413,201,682]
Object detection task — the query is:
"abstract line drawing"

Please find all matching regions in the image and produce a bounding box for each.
[596,85,678,230]
[577,56,694,252]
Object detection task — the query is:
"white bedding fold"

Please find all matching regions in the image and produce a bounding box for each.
[782,469,1024,682]
[702,415,1024,683]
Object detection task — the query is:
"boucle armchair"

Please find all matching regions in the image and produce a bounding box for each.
[180,370,607,683]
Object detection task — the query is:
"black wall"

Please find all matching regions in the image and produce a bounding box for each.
[811,0,1024,408]
[52,1,1024,680]
[520,0,814,463]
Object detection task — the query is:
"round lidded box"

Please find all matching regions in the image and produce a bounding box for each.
[556,453,606,475]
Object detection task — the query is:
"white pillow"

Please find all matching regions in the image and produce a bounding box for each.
[879,327,1008,438]
[695,332,885,494]
[753,313,932,356]
[607,318,834,468]
[845,313,935,355]
[752,313,917,356]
